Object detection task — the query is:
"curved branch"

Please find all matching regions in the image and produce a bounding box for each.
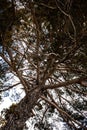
[55,0,76,39]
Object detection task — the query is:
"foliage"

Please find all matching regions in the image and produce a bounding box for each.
[0,0,87,130]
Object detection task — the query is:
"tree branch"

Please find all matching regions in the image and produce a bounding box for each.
[44,77,85,90]
[0,83,20,93]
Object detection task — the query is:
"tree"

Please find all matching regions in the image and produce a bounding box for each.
[0,0,14,103]
[0,0,87,129]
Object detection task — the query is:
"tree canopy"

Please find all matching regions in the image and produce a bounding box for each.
[0,0,87,130]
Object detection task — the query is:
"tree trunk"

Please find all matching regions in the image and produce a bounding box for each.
[1,88,41,130]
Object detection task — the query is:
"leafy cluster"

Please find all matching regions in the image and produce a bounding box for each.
[0,0,87,130]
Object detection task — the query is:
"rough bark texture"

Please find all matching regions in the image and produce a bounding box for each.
[1,88,41,130]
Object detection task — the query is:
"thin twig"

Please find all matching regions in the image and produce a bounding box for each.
[0,83,20,92]
[55,0,76,39]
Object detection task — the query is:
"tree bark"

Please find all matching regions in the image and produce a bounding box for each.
[1,88,41,130]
